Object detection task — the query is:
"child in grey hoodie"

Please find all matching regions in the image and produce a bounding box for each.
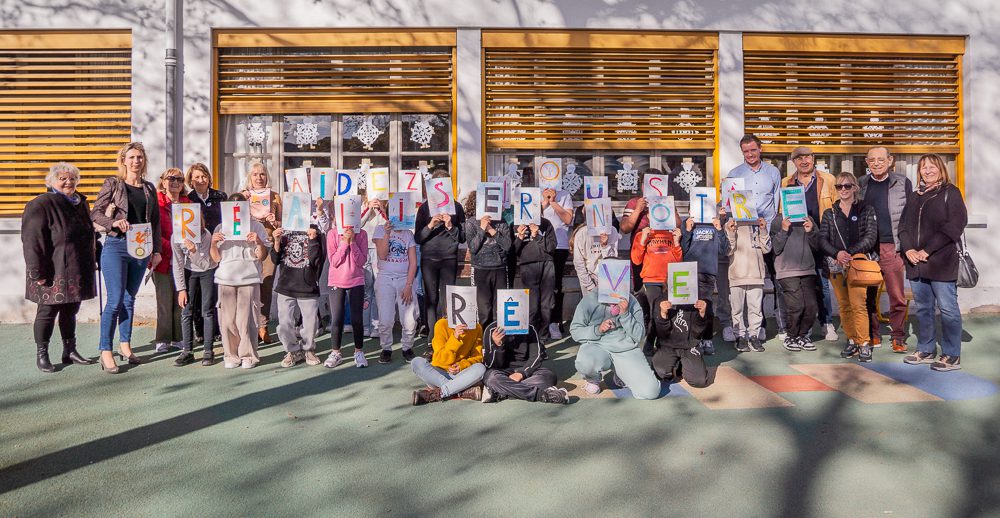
[770,216,820,352]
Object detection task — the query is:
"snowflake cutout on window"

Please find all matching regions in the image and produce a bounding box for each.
[410,117,435,149]
[357,163,369,190]
[355,117,383,151]
[419,164,432,181]
[246,120,266,149]
[616,163,639,193]
[503,162,523,191]
[294,119,319,149]
[562,163,582,195]
[674,165,703,193]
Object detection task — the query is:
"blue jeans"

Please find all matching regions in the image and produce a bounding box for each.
[910,279,962,357]
[410,358,485,397]
[99,235,149,350]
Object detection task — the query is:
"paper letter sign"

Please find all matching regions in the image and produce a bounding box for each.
[126,223,152,259]
[336,169,358,196]
[221,201,249,240]
[248,189,271,220]
[720,177,745,211]
[689,187,717,224]
[730,190,758,223]
[446,285,478,329]
[487,175,512,207]
[647,196,677,231]
[585,197,612,236]
[334,195,363,234]
[282,192,312,232]
[477,182,504,220]
[584,176,608,200]
[368,167,390,200]
[667,262,698,305]
[172,203,201,244]
[388,192,417,231]
[311,168,336,200]
[285,168,309,194]
[514,187,541,225]
[426,177,455,216]
[781,186,807,222]
[497,289,530,335]
[398,169,423,198]
[535,157,563,190]
[597,259,631,304]
[643,174,670,198]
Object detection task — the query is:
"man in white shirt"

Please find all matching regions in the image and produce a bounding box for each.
[541,187,574,340]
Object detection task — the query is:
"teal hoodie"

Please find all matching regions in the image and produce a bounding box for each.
[570,290,645,353]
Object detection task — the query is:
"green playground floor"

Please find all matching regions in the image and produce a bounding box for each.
[2,318,1000,517]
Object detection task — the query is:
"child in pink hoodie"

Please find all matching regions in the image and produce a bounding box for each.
[325,226,369,368]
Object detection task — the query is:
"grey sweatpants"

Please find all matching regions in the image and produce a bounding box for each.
[276,293,319,353]
[729,285,763,339]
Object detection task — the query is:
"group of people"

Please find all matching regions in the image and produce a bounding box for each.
[20,135,969,405]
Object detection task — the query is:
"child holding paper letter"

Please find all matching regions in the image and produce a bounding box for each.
[481,322,568,404]
[172,221,217,366]
[212,193,270,369]
[271,224,325,368]
[514,215,557,341]
[325,221,370,369]
[464,191,513,328]
[372,218,419,364]
[571,225,620,294]
[724,216,772,353]
[650,295,711,388]
[770,214,820,352]
[680,215,727,355]
[631,226,683,356]
[414,169,466,342]
[410,320,486,405]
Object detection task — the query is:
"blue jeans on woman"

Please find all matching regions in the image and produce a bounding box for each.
[911,278,962,357]
[410,358,485,397]
[99,235,149,351]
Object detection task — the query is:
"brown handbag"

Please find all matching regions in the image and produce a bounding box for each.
[847,253,883,287]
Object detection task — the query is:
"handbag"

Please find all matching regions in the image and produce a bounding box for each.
[847,253,884,287]
[956,232,978,288]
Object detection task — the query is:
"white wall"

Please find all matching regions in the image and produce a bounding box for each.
[3,0,999,321]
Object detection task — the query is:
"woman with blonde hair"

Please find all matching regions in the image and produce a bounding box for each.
[240,161,281,344]
[899,154,968,371]
[91,142,161,372]
[183,162,226,346]
[152,167,189,353]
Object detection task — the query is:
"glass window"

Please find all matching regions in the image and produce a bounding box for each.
[402,114,450,152]
[343,114,390,153]
[604,154,651,203]
[282,115,331,153]
[659,154,709,203]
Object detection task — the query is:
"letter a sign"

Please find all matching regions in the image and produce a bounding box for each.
[446,285,478,329]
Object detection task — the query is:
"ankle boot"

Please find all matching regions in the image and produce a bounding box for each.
[62,339,95,365]
[36,343,55,373]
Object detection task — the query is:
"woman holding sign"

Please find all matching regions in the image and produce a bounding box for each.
[414,168,466,342]
[91,142,161,372]
[241,161,281,345]
[22,163,97,372]
[152,168,190,353]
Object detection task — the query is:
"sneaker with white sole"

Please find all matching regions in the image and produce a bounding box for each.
[154,341,170,353]
[354,349,368,368]
[930,355,961,372]
[240,358,256,369]
[481,386,496,403]
[777,330,787,342]
[223,360,240,369]
[699,339,716,356]
[904,351,937,365]
[583,381,602,394]
[782,336,802,352]
[303,351,321,366]
[798,336,817,351]
[824,323,838,341]
[324,350,343,369]
[548,323,563,340]
[722,326,736,342]
[540,386,570,404]
[280,352,302,368]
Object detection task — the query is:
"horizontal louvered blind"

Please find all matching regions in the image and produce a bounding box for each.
[0,31,131,216]
[743,34,964,153]
[483,31,718,150]
[215,31,455,115]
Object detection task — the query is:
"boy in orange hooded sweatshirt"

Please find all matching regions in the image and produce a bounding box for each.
[631,226,683,356]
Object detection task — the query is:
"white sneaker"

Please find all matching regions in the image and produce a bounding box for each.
[303,351,321,366]
[777,330,787,342]
[324,351,343,369]
[548,323,563,340]
[224,360,240,369]
[583,381,602,394]
[240,358,256,369]
[722,326,736,342]
[354,350,368,368]
[824,323,838,341]
[154,341,170,353]
[480,386,493,403]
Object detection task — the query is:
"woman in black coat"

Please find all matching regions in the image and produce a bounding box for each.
[21,162,97,372]
[899,154,968,371]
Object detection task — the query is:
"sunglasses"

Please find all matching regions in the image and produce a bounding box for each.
[834,184,855,190]
[165,176,184,183]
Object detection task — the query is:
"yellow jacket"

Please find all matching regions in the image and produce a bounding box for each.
[431,319,483,371]
[781,170,836,221]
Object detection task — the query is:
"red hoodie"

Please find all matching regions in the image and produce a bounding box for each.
[156,190,190,274]
[630,229,683,284]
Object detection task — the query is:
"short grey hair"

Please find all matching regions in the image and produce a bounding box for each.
[46,162,81,188]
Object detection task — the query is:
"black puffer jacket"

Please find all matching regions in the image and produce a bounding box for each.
[819,200,878,259]
[898,183,967,282]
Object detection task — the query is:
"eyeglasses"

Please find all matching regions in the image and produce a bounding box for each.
[865,158,889,165]
[834,184,855,190]
[165,176,184,183]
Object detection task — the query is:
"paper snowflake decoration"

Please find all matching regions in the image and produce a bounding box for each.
[674,166,702,193]
[504,162,523,184]
[562,163,582,194]
[294,120,319,149]
[357,163,369,190]
[246,120,266,148]
[355,117,383,151]
[419,165,431,181]
[410,117,435,149]
[616,164,639,192]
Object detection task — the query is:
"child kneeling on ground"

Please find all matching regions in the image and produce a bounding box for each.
[410,320,486,405]
[481,323,568,404]
[650,295,712,388]
[570,289,661,400]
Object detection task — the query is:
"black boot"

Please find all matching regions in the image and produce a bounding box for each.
[36,343,55,373]
[61,339,95,365]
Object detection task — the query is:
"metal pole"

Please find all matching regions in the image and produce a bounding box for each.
[165,0,181,168]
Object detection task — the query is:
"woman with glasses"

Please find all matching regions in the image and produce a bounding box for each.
[152,168,190,354]
[91,142,161,373]
[899,154,968,371]
[818,173,878,362]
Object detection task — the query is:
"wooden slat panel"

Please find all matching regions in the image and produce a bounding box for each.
[482,30,717,50]
[0,32,131,216]
[743,34,965,55]
[214,29,456,48]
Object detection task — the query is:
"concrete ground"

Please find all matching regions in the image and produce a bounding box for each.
[2,317,1000,518]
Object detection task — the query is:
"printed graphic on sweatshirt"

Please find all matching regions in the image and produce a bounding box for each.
[692,227,715,242]
[282,233,310,269]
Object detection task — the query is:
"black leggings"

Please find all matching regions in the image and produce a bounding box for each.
[34,302,81,345]
[552,249,570,327]
[329,285,365,351]
[421,257,457,339]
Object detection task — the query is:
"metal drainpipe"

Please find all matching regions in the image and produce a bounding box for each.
[165,0,180,168]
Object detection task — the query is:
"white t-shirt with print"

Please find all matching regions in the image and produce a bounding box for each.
[542,190,573,250]
[372,226,415,275]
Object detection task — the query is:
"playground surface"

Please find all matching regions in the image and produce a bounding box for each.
[2,317,999,518]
